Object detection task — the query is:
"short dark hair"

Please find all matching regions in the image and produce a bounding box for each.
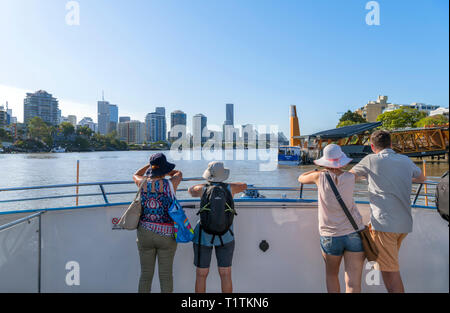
[370,130,391,150]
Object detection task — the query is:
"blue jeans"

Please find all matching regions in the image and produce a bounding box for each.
[320,232,364,256]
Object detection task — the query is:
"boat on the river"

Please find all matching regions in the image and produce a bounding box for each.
[51,146,66,153]
[0,178,447,293]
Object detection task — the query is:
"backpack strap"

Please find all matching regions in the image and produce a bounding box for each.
[197,225,202,263]
[210,234,216,245]
[218,235,224,246]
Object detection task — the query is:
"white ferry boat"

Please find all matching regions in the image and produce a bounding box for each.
[0,178,447,293]
[51,146,66,153]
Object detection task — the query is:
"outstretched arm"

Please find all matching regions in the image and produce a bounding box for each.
[188,184,205,197]
[298,170,320,185]
[229,182,248,196]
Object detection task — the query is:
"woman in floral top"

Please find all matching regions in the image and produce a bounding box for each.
[133,153,183,293]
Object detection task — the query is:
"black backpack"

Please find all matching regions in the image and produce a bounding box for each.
[435,171,449,222]
[197,182,236,245]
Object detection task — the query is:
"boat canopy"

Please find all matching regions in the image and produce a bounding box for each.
[295,122,382,140]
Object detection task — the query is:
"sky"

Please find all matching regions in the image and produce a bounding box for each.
[0,0,448,136]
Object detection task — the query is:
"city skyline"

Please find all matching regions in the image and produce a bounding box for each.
[0,1,448,136]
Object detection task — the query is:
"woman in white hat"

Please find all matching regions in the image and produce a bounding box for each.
[298,144,365,293]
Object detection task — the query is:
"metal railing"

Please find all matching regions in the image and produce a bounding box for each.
[0,178,438,212]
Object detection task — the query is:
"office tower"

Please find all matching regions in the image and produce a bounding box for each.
[97,99,119,135]
[119,121,145,144]
[23,90,60,125]
[226,103,234,125]
[67,115,77,126]
[223,103,234,141]
[119,116,131,123]
[193,113,207,145]
[145,112,166,142]
[0,107,6,128]
[155,107,167,141]
[169,110,187,140]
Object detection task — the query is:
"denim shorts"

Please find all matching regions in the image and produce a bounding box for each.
[320,232,364,256]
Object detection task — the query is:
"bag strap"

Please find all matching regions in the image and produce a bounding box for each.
[324,172,359,232]
[168,179,176,200]
[134,177,148,202]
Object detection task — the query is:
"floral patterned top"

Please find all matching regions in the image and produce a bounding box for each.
[139,179,175,237]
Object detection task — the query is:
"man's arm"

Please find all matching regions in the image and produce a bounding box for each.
[229,182,247,196]
[349,156,370,179]
[188,184,205,198]
[412,172,426,184]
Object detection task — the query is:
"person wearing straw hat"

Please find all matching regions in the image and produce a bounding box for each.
[132,153,183,293]
[188,161,247,293]
[298,144,366,293]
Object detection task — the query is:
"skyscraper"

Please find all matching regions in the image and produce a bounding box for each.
[226,103,234,126]
[145,112,166,142]
[169,110,187,140]
[155,107,166,141]
[193,113,207,145]
[23,90,59,125]
[119,120,145,144]
[223,103,234,141]
[67,115,77,126]
[97,100,119,135]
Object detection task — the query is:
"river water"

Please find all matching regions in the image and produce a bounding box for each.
[0,150,447,212]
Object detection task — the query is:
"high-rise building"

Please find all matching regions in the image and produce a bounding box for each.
[155,107,167,141]
[119,116,131,123]
[169,110,187,140]
[97,100,119,135]
[226,103,234,125]
[67,115,77,126]
[24,90,59,125]
[223,103,234,139]
[119,120,145,144]
[145,112,166,142]
[193,113,207,145]
[0,107,7,128]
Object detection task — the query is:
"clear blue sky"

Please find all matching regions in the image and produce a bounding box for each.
[0,0,448,135]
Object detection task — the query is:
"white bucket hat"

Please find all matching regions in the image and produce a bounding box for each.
[314,144,352,168]
[202,161,230,182]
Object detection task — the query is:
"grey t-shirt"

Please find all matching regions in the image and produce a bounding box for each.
[351,149,422,233]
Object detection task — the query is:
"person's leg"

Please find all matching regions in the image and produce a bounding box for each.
[215,241,235,293]
[370,229,407,293]
[195,267,210,293]
[342,232,366,293]
[381,271,404,293]
[218,267,232,293]
[136,227,157,293]
[193,243,213,293]
[155,234,178,293]
[320,236,343,293]
[343,251,365,293]
[322,252,343,293]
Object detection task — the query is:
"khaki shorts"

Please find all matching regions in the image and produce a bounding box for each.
[369,225,408,272]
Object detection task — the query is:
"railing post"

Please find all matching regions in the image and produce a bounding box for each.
[38,213,42,293]
[412,183,423,206]
[299,183,304,199]
[99,185,109,204]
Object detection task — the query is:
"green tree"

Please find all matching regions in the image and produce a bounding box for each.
[415,114,449,128]
[59,122,75,136]
[27,117,53,146]
[376,108,427,130]
[77,126,93,137]
[337,110,366,128]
